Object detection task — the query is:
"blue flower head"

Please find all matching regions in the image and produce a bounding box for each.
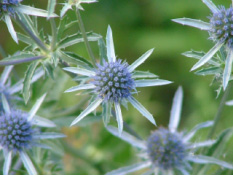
[106,87,233,175]
[173,0,233,90]
[0,94,65,175]
[0,0,22,17]
[64,26,172,135]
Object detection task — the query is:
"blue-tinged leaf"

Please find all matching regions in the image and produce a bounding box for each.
[17,33,35,46]
[32,116,56,128]
[60,3,72,18]
[65,84,95,93]
[33,132,66,139]
[114,103,123,135]
[47,0,56,19]
[169,86,183,133]
[128,49,154,72]
[195,67,222,76]
[184,121,213,142]
[20,152,37,175]
[98,38,108,62]
[16,5,58,17]
[103,102,112,126]
[191,42,224,71]
[28,94,46,121]
[63,67,95,76]
[187,140,216,149]
[226,100,233,106]
[202,0,219,13]
[132,70,158,79]
[0,66,13,85]
[107,126,146,149]
[172,18,211,30]
[135,79,172,87]
[70,98,103,126]
[223,50,233,90]
[187,155,233,169]
[128,96,156,125]
[5,15,18,43]
[1,94,10,115]
[106,26,116,62]
[23,60,40,104]
[3,151,12,175]
[106,161,151,175]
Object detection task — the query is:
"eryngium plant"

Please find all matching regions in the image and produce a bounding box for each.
[106,87,233,175]
[173,0,233,90]
[0,94,65,175]
[64,26,172,134]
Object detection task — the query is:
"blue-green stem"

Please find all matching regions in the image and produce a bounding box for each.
[75,8,96,66]
[50,18,57,51]
[15,17,49,53]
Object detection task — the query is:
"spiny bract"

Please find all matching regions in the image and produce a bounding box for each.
[147,128,187,170]
[92,60,135,102]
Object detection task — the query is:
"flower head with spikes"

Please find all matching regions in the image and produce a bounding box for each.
[0,65,44,111]
[106,87,233,175]
[0,0,57,43]
[63,26,172,135]
[0,94,65,175]
[173,0,233,90]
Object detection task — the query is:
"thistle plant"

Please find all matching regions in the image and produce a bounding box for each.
[106,87,233,175]
[64,26,172,134]
[0,0,233,175]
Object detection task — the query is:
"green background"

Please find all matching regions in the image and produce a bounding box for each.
[0,0,233,174]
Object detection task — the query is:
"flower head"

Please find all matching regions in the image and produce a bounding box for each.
[0,94,65,175]
[0,0,22,17]
[173,1,233,90]
[64,26,172,134]
[106,87,233,175]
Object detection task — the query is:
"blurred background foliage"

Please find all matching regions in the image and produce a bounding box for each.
[0,0,233,175]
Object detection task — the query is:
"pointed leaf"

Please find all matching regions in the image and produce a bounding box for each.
[106,26,116,62]
[33,132,66,139]
[187,140,216,149]
[63,67,95,76]
[107,126,146,149]
[20,152,37,175]
[195,67,221,76]
[60,3,72,18]
[103,102,112,126]
[187,155,233,169]
[202,0,219,13]
[23,61,40,103]
[16,5,58,17]
[98,38,108,62]
[191,42,224,71]
[70,98,103,126]
[65,84,95,93]
[169,86,183,133]
[3,151,12,175]
[106,161,151,175]
[135,79,172,87]
[223,50,233,90]
[47,0,56,19]
[1,94,11,115]
[32,116,56,128]
[132,70,158,79]
[5,15,18,43]
[114,103,123,135]
[0,66,13,85]
[172,18,211,30]
[28,94,46,121]
[128,96,156,125]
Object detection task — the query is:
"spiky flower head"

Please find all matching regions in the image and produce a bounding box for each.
[0,0,22,17]
[209,6,233,48]
[0,109,33,152]
[92,60,135,102]
[64,26,172,134]
[147,128,187,170]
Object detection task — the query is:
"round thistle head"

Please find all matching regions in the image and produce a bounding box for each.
[92,60,135,102]
[146,128,187,170]
[210,6,233,48]
[0,110,33,151]
[0,0,22,17]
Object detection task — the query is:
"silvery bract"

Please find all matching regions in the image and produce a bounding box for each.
[60,0,97,17]
[64,26,172,135]
[173,0,233,90]
[0,0,57,43]
[106,87,233,175]
[0,94,65,175]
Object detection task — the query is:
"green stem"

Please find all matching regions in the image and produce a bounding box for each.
[50,18,57,51]
[207,82,232,139]
[15,17,49,53]
[75,8,96,66]
[0,45,7,58]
